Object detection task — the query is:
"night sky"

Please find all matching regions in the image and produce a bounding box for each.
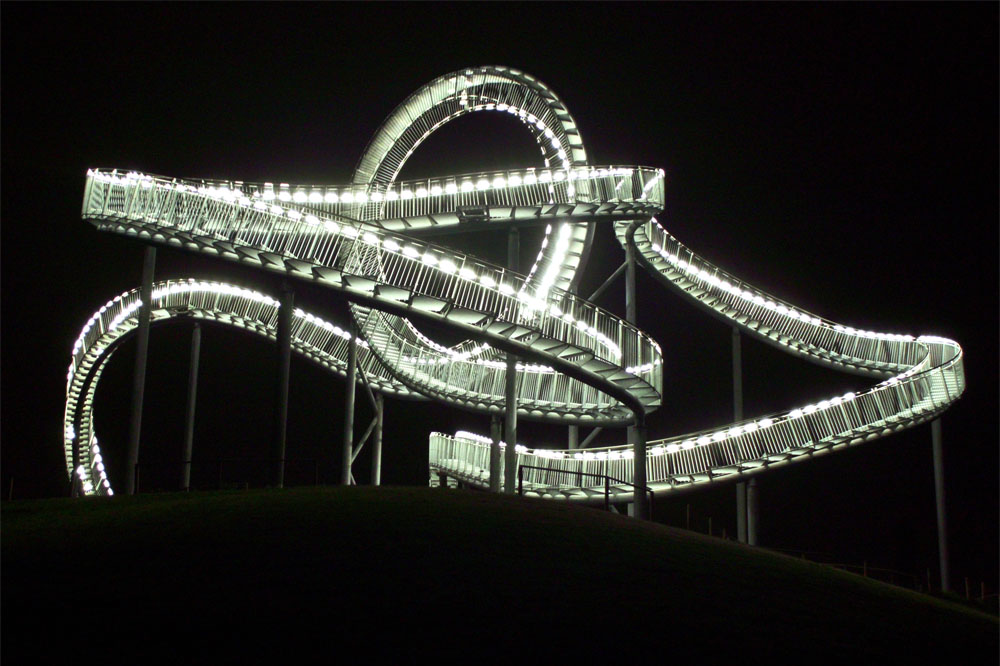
[3,4,996,590]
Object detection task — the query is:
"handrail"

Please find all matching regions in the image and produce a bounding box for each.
[517,463,654,517]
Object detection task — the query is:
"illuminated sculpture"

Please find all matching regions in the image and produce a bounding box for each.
[68,67,963,523]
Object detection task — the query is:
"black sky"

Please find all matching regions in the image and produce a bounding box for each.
[2,4,997,589]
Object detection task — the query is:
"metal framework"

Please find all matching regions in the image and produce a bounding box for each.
[69,66,963,519]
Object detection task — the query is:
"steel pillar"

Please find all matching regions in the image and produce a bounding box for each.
[931,419,950,591]
[504,227,519,494]
[733,327,749,543]
[270,284,294,488]
[631,413,649,520]
[568,425,579,450]
[371,393,383,486]
[747,477,759,546]
[624,239,648,519]
[489,415,502,492]
[341,329,358,486]
[125,245,155,496]
[180,322,201,491]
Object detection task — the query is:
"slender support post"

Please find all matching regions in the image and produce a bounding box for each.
[271,283,294,489]
[504,358,518,494]
[341,328,358,486]
[733,327,749,543]
[624,239,649,519]
[587,261,627,302]
[125,245,155,496]
[489,415,502,492]
[747,477,759,546]
[568,425,579,450]
[931,418,950,592]
[579,426,603,449]
[371,394,383,486]
[631,412,649,520]
[504,226,519,494]
[181,322,201,491]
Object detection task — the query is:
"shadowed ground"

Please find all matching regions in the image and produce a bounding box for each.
[4,486,995,659]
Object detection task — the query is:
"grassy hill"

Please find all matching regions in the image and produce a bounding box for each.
[4,487,995,659]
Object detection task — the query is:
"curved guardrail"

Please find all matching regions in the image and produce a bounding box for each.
[72,65,964,502]
[431,217,964,500]
[64,279,421,495]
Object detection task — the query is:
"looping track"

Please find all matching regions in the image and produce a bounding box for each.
[69,66,963,499]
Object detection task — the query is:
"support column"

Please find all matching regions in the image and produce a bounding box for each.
[125,245,155,496]
[504,226,519,494]
[504,359,518,494]
[624,238,648,519]
[932,419,950,592]
[341,328,358,486]
[631,413,649,520]
[272,283,294,489]
[568,425,579,450]
[371,393,383,486]
[733,327,749,543]
[489,415,502,493]
[181,322,201,491]
[747,477,759,546]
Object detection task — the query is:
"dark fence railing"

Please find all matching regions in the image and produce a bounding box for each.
[517,464,654,519]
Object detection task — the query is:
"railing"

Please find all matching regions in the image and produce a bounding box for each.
[63,279,420,496]
[182,165,665,225]
[517,464,654,517]
[631,218,937,375]
[83,170,663,419]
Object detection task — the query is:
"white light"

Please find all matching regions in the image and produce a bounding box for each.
[363,232,380,245]
[445,183,458,195]
[430,185,442,196]
[508,174,522,187]
[293,191,307,203]
[403,246,420,258]
[492,177,506,189]
[461,181,474,193]
[524,173,537,185]
[422,253,438,266]
[476,178,490,191]
[415,188,428,198]
[459,267,476,280]
[439,259,457,274]
[309,191,323,203]
[480,275,496,288]
[355,192,368,204]
[325,191,339,203]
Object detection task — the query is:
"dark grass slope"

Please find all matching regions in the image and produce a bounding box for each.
[4,487,996,659]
